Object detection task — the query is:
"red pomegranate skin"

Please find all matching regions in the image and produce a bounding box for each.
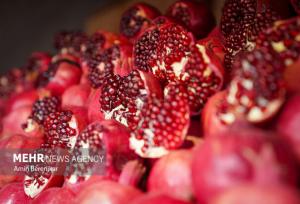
[0,182,32,204]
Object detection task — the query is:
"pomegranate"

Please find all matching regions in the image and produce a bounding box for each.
[166,0,215,38]
[0,183,32,204]
[219,48,286,125]
[54,30,87,56]
[197,36,225,64]
[134,21,224,114]
[32,187,75,204]
[131,192,191,204]
[36,55,82,95]
[64,120,136,186]
[211,184,300,204]
[61,84,91,108]
[221,0,279,71]
[192,123,298,203]
[24,108,87,198]
[75,180,142,204]
[87,39,133,89]
[120,2,160,41]
[147,150,194,201]
[99,70,162,131]
[256,17,300,67]
[118,159,146,187]
[129,83,190,158]
[202,91,229,137]
[277,94,300,162]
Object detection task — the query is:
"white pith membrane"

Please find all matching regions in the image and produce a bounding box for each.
[24,175,49,198]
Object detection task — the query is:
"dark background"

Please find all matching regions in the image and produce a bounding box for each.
[0,0,113,74]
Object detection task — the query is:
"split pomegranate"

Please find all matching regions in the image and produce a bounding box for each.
[86,88,104,123]
[87,40,133,89]
[120,2,160,40]
[24,108,87,198]
[221,0,279,71]
[166,0,215,38]
[219,48,286,125]
[147,150,193,201]
[211,184,300,204]
[134,21,224,114]
[100,70,162,130]
[256,16,300,67]
[75,180,142,204]
[54,31,87,56]
[192,124,298,203]
[277,94,300,162]
[64,120,135,186]
[129,83,190,158]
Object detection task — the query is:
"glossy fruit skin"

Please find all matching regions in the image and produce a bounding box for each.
[211,184,300,204]
[75,181,142,204]
[131,192,191,204]
[166,0,216,39]
[86,88,104,123]
[61,84,91,108]
[277,94,300,162]
[192,124,298,204]
[147,150,193,201]
[0,182,32,204]
[32,187,75,204]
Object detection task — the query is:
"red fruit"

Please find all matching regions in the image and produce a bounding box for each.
[75,180,142,204]
[62,84,91,108]
[22,96,61,138]
[148,150,193,201]
[219,49,285,125]
[166,0,215,38]
[65,120,135,185]
[291,0,300,14]
[211,184,300,204]
[36,55,82,95]
[86,88,104,123]
[129,84,190,158]
[134,22,194,81]
[2,105,32,136]
[5,89,39,114]
[131,192,191,204]
[120,3,160,40]
[24,108,87,198]
[202,91,229,137]
[256,17,300,67]
[54,30,87,56]
[100,70,162,130]
[283,58,300,93]
[32,187,75,204]
[192,124,298,203]
[0,183,32,204]
[118,160,146,187]
[87,40,133,89]
[221,0,279,71]
[0,134,43,188]
[277,94,300,162]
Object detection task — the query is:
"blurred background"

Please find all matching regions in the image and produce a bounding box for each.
[0,0,224,74]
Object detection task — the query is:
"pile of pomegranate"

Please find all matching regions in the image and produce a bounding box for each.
[1,0,300,203]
